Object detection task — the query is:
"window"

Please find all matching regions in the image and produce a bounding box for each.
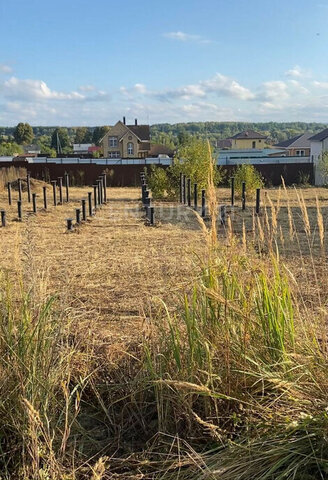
[127,142,134,155]
[109,151,120,158]
[296,150,305,156]
[252,141,256,148]
[109,136,118,147]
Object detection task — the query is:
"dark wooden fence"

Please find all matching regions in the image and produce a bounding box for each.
[0,160,314,187]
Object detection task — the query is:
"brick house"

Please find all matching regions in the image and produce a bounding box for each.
[100,118,150,158]
[275,133,312,157]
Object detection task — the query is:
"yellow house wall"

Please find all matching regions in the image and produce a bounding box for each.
[121,133,139,157]
[100,121,128,156]
[233,138,267,149]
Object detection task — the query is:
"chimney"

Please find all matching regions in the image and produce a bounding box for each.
[123,116,126,125]
[135,118,138,126]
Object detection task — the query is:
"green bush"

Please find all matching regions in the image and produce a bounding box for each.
[147,138,222,200]
[147,165,175,200]
[233,164,264,197]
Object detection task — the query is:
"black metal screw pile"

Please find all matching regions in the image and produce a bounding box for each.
[0,210,6,227]
[179,174,206,217]
[229,177,262,216]
[140,172,155,226]
[66,173,108,231]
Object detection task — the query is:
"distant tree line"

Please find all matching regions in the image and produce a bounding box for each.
[0,121,327,157]
[150,121,328,147]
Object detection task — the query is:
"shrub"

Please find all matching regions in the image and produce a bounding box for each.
[171,137,223,191]
[233,164,264,197]
[147,138,222,200]
[147,165,175,200]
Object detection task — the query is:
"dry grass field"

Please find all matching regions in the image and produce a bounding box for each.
[1,176,328,479]
[0,184,203,346]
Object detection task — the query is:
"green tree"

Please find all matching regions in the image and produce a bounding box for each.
[147,165,175,199]
[0,142,23,155]
[233,164,264,197]
[51,128,71,153]
[13,122,34,145]
[171,137,222,191]
[74,127,92,144]
[92,126,110,146]
[318,151,328,184]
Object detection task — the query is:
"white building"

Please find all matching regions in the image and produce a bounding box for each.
[309,129,328,186]
[73,143,93,154]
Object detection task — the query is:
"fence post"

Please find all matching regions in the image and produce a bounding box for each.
[183,175,186,204]
[1,210,6,227]
[51,180,57,206]
[150,206,154,225]
[179,173,183,203]
[88,192,93,216]
[93,185,98,210]
[97,179,102,206]
[194,183,198,210]
[220,205,226,225]
[27,173,31,203]
[187,178,191,207]
[102,173,107,203]
[17,200,22,221]
[43,186,47,209]
[201,189,206,218]
[75,208,81,224]
[32,193,37,213]
[58,177,63,204]
[65,173,69,202]
[242,182,246,211]
[256,188,261,215]
[82,199,87,221]
[66,218,73,231]
[231,177,235,206]
[7,182,12,205]
[18,178,22,203]
[98,177,104,204]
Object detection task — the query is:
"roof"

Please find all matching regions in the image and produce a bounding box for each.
[309,128,328,142]
[126,124,150,141]
[24,144,40,152]
[230,130,268,140]
[216,139,232,149]
[148,143,174,157]
[218,148,286,158]
[275,133,312,149]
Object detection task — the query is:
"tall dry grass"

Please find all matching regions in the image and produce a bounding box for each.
[1,156,328,479]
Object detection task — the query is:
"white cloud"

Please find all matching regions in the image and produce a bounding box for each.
[258,81,290,101]
[2,68,328,125]
[163,31,212,44]
[2,77,85,101]
[285,65,311,79]
[0,64,12,74]
[313,80,328,89]
[79,84,96,92]
[152,73,255,102]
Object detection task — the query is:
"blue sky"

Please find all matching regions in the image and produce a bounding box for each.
[0,0,328,125]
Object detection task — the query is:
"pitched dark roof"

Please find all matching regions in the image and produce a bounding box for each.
[275,133,312,149]
[217,139,232,149]
[149,143,174,156]
[309,128,328,142]
[127,124,150,141]
[230,130,268,140]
